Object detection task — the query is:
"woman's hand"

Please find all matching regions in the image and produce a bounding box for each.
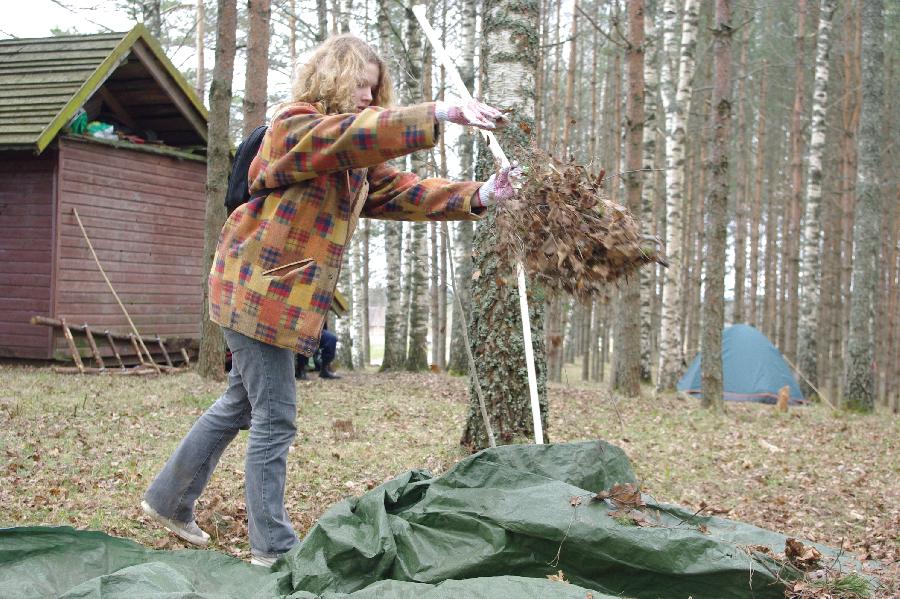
[477,162,524,207]
[435,99,509,130]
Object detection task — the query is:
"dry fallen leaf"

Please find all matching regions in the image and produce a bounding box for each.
[547,570,569,583]
[785,538,823,571]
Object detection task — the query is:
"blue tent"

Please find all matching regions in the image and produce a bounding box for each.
[677,324,804,404]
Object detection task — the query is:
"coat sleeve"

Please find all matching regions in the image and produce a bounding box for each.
[249,102,441,193]
[362,162,485,222]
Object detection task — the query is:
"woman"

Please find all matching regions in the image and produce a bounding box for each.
[141,34,519,567]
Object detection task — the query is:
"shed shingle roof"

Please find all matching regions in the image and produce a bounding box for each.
[0,25,207,152]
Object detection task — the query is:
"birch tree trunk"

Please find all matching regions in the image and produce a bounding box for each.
[402,7,429,371]
[337,244,354,369]
[701,0,733,411]
[198,0,237,380]
[405,223,429,371]
[447,0,478,373]
[399,223,413,363]
[243,0,270,136]
[380,221,405,370]
[798,0,837,394]
[640,16,658,383]
[351,233,365,368]
[844,0,884,412]
[377,0,405,371]
[612,0,644,398]
[461,0,546,449]
[657,0,700,391]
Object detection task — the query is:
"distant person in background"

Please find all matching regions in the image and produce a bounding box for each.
[296,326,338,380]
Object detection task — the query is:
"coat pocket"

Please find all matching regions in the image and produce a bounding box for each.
[262,258,315,278]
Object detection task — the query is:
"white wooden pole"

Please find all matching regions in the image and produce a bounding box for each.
[413,5,543,444]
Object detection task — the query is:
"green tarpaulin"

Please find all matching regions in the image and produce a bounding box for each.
[0,441,853,598]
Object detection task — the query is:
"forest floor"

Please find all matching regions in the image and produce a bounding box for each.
[0,363,897,596]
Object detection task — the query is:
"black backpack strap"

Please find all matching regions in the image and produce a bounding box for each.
[225,125,269,215]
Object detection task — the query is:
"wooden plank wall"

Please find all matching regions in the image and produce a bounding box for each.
[55,138,206,355]
[0,151,55,358]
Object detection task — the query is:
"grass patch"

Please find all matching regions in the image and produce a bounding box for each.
[0,362,897,595]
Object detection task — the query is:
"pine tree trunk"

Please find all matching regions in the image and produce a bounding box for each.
[611,53,622,205]
[198,0,237,380]
[340,0,352,32]
[657,0,700,391]
[195,0,205,97]
[461,0,545,450]
[561,0,578,155]
[439,222,448,369]
[687,124,706,362]
[613,0,644,398]
[834,1,861,401]
[581,301,591,381]
[548,0,562,153]
[798,0,837,394]
[546,293,563,382]
[844,0,884,412]
[748,61,768,328]
[243,0,270,136]
[143,1,162,38]
[732,23,750,324]
[763,166,779,341]
[701,0,733,411]
[289,0,296,66]
[317,0,329,41]
[430,223,441,368]
[785,0,808,362]
[361,220,370,366]
[591,299,603,382]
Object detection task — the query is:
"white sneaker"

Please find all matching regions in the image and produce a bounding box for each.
[141,500,210,547]
[250,554,278,567]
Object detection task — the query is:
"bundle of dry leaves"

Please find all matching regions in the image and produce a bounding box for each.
[495,151,667,300]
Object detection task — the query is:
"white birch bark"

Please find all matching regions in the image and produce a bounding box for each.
[379,221,405,370]
[657,0,700,391]
[798,0,837,391]
[640,17,659,383]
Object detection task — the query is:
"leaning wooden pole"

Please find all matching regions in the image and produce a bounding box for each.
[441,222,496,448]
[71,208,161,373]
[414,5,543,444]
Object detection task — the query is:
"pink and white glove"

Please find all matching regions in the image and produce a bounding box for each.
[478,162,524,207]
[435,99,508,130]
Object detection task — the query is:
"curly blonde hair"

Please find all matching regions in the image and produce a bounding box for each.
[291,34,394,114]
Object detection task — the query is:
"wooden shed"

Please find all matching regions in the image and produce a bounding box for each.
[0,25,208,361]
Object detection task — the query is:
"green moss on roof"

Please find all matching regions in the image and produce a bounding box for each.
[0,25,207,153]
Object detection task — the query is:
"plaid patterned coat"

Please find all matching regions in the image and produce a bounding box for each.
[209,101,483,355]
